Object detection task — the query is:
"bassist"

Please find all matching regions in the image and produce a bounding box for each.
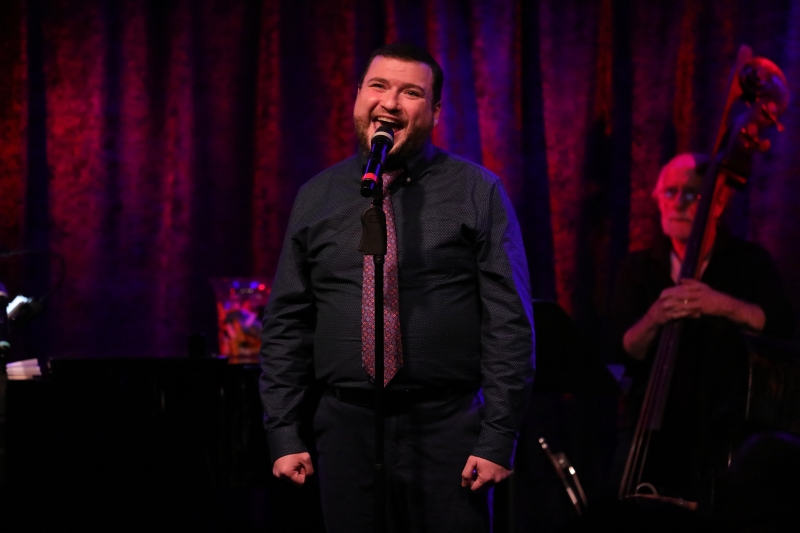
[610,152,793,505]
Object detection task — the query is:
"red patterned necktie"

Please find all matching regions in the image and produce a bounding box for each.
[362,170,403,386]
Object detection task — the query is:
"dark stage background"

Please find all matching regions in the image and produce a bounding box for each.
[2,0,800,359]
[2,0,800,530]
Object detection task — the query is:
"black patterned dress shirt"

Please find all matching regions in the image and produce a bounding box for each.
[259,141,535,468]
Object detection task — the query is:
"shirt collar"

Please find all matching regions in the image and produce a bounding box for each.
[670,251,712,284]
[357,141,438,185]
[402,141,437,182]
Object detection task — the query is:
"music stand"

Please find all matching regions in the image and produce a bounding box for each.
[494,300,620,533]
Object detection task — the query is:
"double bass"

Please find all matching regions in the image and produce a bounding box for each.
[618,46,790,509]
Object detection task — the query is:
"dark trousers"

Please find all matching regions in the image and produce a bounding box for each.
[313,391,490,533]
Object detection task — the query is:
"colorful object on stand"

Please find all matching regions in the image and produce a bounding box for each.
[210,278,270,364]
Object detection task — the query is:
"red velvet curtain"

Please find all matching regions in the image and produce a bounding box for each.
[1,0,799,359]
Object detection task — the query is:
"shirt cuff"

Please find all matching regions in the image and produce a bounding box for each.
[266,424,309,463]
[471,427,517,470]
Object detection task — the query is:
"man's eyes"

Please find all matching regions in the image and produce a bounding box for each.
[663,187,701,201]
[365,84,423,98]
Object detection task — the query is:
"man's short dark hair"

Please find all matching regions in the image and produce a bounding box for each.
[358,42,444,105]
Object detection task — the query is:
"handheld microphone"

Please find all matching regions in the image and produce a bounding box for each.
[0,283,10,356]
[360,125,395,198]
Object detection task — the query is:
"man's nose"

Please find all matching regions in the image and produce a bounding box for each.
[380,91,400,111]
[676,195,692,211]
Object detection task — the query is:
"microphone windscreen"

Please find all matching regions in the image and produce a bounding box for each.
[371,125,394,148]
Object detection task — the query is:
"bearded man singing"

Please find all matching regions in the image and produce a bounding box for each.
[258,42,535,533]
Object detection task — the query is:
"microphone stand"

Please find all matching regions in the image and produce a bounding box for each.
[358,174,387,533]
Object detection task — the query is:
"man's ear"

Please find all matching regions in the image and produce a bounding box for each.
[433,101,442,126]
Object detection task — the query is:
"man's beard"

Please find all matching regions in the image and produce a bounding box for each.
[355,117,433,170]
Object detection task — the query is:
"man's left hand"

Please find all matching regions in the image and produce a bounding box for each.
[461,455,511,491]
[674,279,766,331]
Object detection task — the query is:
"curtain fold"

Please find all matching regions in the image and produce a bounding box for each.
[1,0,799,358]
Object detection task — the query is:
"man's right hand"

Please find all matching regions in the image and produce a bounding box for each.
[272,452,314,486]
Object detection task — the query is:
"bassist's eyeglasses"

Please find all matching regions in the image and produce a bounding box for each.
[659,187,701,204]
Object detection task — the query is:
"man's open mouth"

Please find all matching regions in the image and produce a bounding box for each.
[373,117,403,131]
